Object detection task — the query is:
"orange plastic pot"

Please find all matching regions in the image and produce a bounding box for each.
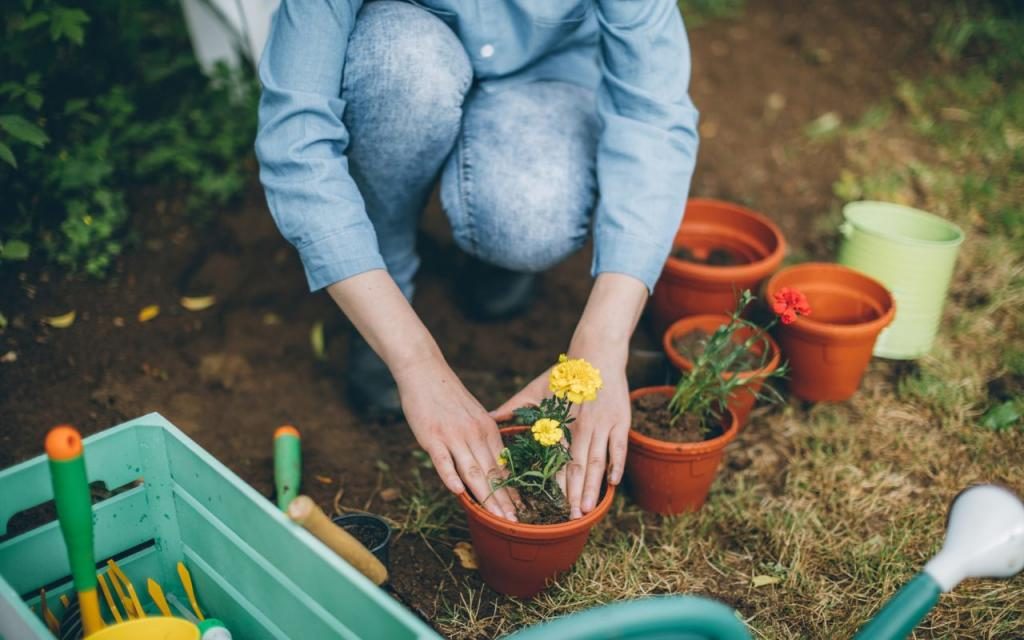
[663,315,781,428]
[651,199,786,336]
[457,427,615,598]
[764,263,895,402]
[625,387,740,515]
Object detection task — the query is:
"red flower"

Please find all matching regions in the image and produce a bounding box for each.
[772,287,811,325]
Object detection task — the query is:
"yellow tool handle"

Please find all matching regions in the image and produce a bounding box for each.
[286,496,388,586]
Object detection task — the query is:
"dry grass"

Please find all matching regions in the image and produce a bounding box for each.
[419,8,1024,639]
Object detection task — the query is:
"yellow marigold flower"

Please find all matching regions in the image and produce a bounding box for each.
[548,354,603,404]
[497,449,509,467]
[531,418,563,447]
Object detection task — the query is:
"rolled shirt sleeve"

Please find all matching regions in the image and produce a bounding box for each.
[591,0,700,292]
[255,0,385,292]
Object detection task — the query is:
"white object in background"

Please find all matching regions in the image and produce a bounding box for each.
[923,484,1024,592]
[181,0,280,72]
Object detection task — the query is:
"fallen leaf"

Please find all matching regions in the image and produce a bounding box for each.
[453,541,478,570]
[380,487,401,503]
[310,321,326,360]
[315,475,334,485]
[752,575,782,587]
[44,310,76,328]
[1,351,16,363]
[180,295,216,311]
[138,305,160,323]
[805,112,842,139]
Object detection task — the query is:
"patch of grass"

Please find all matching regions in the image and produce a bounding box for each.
[678,0,745,27]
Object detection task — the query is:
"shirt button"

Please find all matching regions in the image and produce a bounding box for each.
[480,44,495,58]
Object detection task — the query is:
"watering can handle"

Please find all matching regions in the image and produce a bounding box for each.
[852,573,941,640]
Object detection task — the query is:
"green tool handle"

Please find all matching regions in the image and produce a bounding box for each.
[48,454,97,591]
[853,573,941,640]
[274,432,302,511]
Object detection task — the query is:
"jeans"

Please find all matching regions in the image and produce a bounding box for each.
[342,0,600,300]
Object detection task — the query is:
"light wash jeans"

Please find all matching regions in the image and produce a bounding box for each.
[343,0,600,300]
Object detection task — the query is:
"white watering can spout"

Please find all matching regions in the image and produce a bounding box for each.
[923,484,1024,592]
[856,485,1024,639]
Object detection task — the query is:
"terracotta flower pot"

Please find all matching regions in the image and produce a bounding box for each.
[663,315,781,428]
[764,263,895,402]
[651,198,786,336]
[625,387,740,515]
[456,426,615,598]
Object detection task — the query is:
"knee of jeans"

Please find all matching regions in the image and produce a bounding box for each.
[456,179,591,273]
[345,2,471,120]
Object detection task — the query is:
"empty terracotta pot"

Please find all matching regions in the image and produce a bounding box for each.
[457,427,615,598]
[625,387,740,515]
[651,199,786,336]
[663,315,781,428]
[764,263,896,402]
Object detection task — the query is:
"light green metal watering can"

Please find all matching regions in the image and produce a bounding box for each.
[506,485,1024,640]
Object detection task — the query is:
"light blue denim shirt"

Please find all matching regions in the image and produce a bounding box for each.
[256,0,699,293]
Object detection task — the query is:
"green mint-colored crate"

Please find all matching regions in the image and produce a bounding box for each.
[0,413,441,639]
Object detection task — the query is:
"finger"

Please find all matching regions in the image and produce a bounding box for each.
[566,427,591,520]
[468,434,518,521]
[607,423,630,486]
[427,445,465,495]
[581,431,609,514]
[555,466,567,497]
[451,445,507,519]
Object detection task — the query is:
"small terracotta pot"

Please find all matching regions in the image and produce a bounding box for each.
[663,315,781,428]
[456,426,615,598]
[764,263,895,402]
[625,387,740,515]
[651,199,786,336]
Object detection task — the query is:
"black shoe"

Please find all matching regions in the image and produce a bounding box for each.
[346,332,403,420]
[460,258,536,322]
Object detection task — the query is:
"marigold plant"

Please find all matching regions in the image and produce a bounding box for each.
[493,355,602,502]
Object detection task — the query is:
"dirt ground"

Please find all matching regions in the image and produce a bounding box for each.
[1,0,945,635]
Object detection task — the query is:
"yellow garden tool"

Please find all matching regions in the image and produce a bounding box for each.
[147,578,173,617]
[177,562,205,621]
[97,573,124,623]
[106,559,145,618]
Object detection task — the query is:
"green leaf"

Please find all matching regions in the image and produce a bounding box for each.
[1,240,30,261]
[982,401,1021,431]
[0,142,16,168]
[18,12,49,31]
[49,7,90,45]
[0,115,49,147]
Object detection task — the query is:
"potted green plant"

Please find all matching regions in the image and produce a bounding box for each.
[661,290,791,428]
[457,355,614,598]
[651,198,787,336]
[629,291,809,514]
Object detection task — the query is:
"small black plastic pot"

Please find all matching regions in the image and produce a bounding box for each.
[332,512,392,570]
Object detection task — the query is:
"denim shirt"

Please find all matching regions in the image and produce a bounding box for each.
[255,0,699,293]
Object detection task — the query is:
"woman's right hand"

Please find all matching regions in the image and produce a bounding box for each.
[392,352,520,522]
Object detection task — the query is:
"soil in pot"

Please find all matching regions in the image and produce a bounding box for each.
[671,328,764,372]
[631,392,725,443]
[341,521,388,550]
[673,246,748,266]
[500,432,571,525]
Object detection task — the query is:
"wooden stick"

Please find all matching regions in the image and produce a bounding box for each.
[287,496,388,586]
